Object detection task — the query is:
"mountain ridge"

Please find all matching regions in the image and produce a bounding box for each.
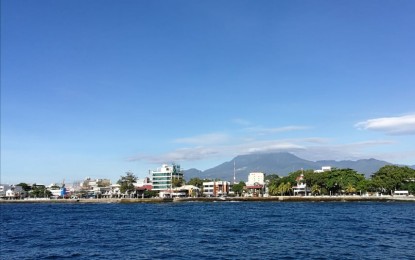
[183,152,402,181]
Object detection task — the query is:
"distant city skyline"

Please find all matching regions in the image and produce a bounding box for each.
[2,0,415,184]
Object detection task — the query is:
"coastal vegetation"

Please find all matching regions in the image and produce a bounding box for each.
[117,171,137,194]
[266,166,415,196]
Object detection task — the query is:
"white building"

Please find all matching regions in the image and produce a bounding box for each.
[161,185,201,198]
[314,166,332,173]
[246,172,265,186]
[0,184,11,198]
[2,185,25,199]
[293,173,310,196]
[151,164,183,191]
[203,181,230,197]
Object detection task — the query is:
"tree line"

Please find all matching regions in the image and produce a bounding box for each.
[265,165,415,196]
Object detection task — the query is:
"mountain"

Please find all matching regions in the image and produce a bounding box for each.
[183,152,395,181]
[183,168,203,177]
[315,158,392,177]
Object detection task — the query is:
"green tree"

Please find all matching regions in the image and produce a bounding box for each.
[117,172,137,194]
[172,178,184,188]
[356,179,373,194]
[186,178,204,189]
[265,174,280,182]
[30,185,52,198]
[284,182,292,196]
[277,182,292,196]
[304,171,328,193]
[371,165,415,194]
[325,168,364,195]
[144,190,158,198]
[97,179,111,187]
[311,184,321,195]
[232,181,246,196]
[345,183,356,194]
[16,183,31,192]
[268,183,278,196]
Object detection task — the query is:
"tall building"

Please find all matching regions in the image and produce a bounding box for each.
[246,172,265,186]
[151,164,183,191]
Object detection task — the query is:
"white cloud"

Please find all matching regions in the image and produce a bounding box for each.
[128,136,411,168]
[293,140,395,162]
[129,138,397,165]
[355,114,415,135]
[128,118,414,167]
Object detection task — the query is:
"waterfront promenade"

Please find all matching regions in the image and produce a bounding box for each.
[1,195,414,203]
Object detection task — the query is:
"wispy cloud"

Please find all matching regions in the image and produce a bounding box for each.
[127,147,219,164]
[128,118,407,167]
[355,114,415,135]
[293,139,395,161]
[129,137,330,164]
[129,137,397,165]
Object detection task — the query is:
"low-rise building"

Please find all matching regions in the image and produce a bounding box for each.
[80,178,112,198]
[0,184,11,199]
[293,173,310,196]
[203,181,230,197]
[1,185,25,199]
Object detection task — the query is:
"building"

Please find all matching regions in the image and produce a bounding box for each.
[0,185,25,199]
[245,172,266,197]
[246,172,265,186]
[132,177,153,198]
[314,166,332,173]
[151,164,183,191]
[160,185,201,198]
[293,173,310,196]
[0,184,11,199]
[202,181,230,197]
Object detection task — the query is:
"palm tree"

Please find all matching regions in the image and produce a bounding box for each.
[268,183,278,196]
[284,183,292,196]
[345,184,356,195]
[277,183,286,196]
[311,184,321,195]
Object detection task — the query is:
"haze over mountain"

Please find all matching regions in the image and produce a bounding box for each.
[184,152,398,181]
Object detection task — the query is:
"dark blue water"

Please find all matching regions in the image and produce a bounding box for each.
[1,202,414,259]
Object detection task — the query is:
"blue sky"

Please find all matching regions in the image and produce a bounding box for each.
[2,0,415,185]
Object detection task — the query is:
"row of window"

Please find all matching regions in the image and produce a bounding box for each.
[152,173,184,177]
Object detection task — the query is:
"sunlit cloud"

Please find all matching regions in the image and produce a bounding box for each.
[129,137,396,165]
[355,114,415,135]
[129,138,327,164]
[128,119,406,167]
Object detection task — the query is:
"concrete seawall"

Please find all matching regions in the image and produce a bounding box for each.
[1,196,414,204]
[0,198,173,204]
[173,196,415,203]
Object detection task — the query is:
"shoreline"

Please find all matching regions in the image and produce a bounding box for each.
[1,195,414,204]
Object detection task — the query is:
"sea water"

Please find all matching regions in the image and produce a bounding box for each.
[1,202,414,259]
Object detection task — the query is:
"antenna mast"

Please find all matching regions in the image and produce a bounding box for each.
[233,160,236,184]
